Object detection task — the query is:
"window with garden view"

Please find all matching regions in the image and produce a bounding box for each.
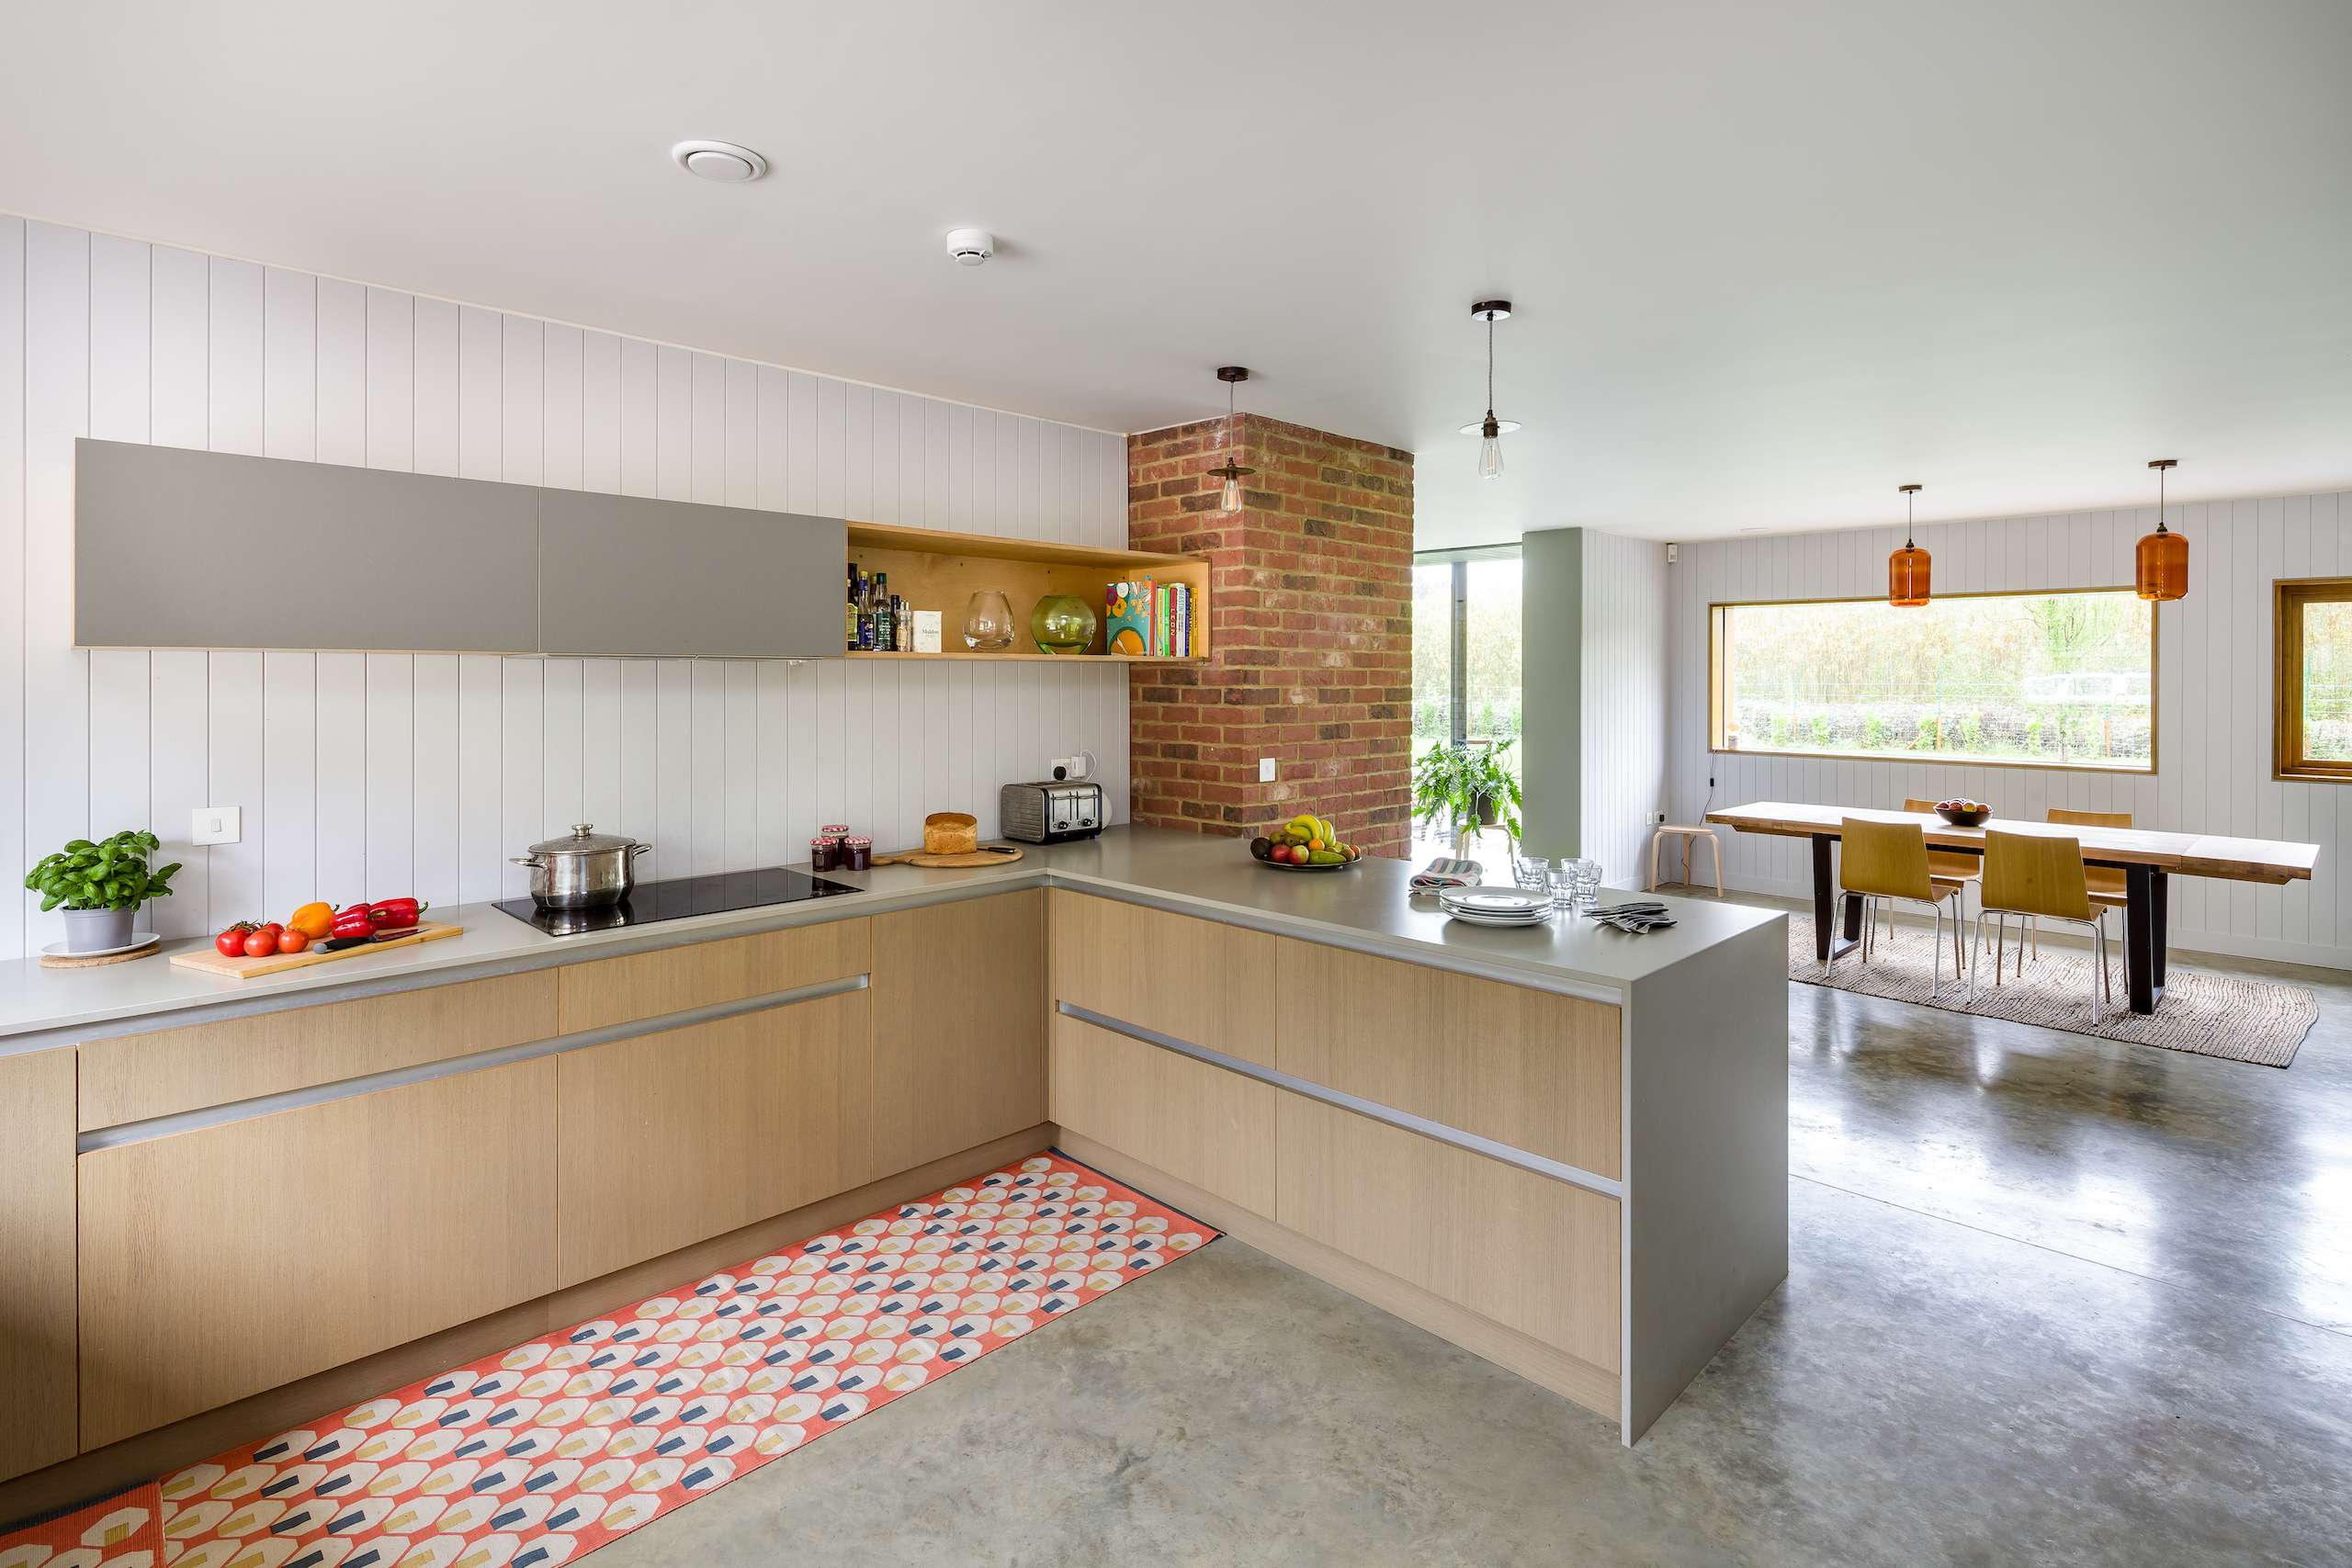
[2274,578,2352,781]
[1710,590,2154,773]
[1412,553,1521,840]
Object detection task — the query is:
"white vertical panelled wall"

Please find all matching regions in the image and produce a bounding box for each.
[2,217,1131,955]
[1668,492,2352,970]
[1580,530,1668,886]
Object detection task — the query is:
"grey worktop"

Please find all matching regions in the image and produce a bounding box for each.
[0,827,1781,1053]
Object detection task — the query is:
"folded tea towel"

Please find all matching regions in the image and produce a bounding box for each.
[1410,857,1483,893]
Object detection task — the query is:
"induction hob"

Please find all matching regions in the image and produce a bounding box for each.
[493,864,861,937]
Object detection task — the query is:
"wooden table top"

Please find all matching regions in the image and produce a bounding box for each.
[1705,801,2319,886]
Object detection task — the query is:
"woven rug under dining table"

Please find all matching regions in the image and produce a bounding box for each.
[1783,918,2315,1067]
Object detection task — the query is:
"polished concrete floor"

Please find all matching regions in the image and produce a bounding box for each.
[596,904,2352,1566]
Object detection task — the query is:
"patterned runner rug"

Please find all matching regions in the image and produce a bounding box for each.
[0,1152,1214,1568]
[1786,919,2315,1067]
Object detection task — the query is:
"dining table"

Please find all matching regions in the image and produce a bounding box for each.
[1704,802,2322,1014]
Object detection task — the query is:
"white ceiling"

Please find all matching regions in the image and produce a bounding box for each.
[5,1,2346,548]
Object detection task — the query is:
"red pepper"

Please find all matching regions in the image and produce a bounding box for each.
[332,909,377,940]
[370,897,423,929]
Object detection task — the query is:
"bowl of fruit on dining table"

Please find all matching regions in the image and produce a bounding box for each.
[1933,798,1994,827]
[1251,813,1364,871]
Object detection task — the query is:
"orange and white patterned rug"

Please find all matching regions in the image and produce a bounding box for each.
[1,1153,1214,1568]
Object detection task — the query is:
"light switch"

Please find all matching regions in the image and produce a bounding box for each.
[1260,758,1277,783]
[192,806,242,845]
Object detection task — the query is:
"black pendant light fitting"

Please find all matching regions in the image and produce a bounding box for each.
[1206,366,1254,513]
[1460,300,1520,479]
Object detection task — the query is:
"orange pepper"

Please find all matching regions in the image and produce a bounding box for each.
[287,901,335,940]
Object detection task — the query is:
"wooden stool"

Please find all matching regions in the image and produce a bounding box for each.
[1648,825,1723,896]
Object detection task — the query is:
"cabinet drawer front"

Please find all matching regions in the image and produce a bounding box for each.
[77,1057,558,1450]
[1273,938,1621,1180]
[872,891,1046,1177]
[1275,1091,1621,1373]
[1048,891,1275,1066]
[558,918,871,1034]
[1,1048,78,1482]
[1050,1015,1274,1213]
[80,970,560,1132]
[555,990,874,1287]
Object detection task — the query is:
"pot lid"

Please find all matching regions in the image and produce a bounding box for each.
[526,823,644,856]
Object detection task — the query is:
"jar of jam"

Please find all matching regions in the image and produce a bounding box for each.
[809,836,840,872]
[844,836,873,872]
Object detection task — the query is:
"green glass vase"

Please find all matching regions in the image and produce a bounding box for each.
[1030,593,1098,655]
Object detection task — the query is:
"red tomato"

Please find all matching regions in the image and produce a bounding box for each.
[215,927,249,957]
[242,930,277,958]
[276,928,311,954]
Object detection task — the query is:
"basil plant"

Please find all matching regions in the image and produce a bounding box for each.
[25,829,183,912]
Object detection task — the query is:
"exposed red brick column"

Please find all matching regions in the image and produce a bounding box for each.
[1125,413,1414,860]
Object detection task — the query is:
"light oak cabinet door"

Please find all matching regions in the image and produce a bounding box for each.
[555,990,874,1287]
[1048,890,1274,1066]
[77,1059,558,1450]
[557,919,870,1034]
[1275,1092,1621,1374]
[1050,1015,1274,1213]
[1,1048,78,1482]
[1272,939,1621,1179]
[871,891,1046,1177]
[80,970,560,1130]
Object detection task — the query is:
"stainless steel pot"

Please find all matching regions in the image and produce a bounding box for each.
[512,824,651,908]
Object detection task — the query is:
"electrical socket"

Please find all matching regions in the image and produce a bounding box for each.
[1260,758,1278,783]
[192,806,242,845]
[1647,810,1667,826]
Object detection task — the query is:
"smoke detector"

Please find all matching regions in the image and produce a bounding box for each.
[671,141,768,182]
[945,228,995,265]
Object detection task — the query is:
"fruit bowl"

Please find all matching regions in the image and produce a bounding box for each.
[1251,815,1363,872]
[1934,801,1993,827]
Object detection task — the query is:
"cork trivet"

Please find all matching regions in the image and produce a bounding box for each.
[42,940,162,969]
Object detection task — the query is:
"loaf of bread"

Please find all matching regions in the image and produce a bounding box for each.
[923,812,979,855]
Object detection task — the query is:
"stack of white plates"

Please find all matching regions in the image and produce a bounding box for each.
[1437,886,1554,927]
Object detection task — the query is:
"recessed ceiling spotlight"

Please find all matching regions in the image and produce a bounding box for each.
[671,141,768,182]
[1739,526,1769,533]
[945,228,996,265]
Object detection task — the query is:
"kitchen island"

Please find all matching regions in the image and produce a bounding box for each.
[0,828,1786,1519]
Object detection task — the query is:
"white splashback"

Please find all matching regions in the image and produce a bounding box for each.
[1,215,1131,954]
[1669,491,2352,969]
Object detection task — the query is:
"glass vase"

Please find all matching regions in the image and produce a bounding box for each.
[962,591,1016,650]
[1029,594,1098,655]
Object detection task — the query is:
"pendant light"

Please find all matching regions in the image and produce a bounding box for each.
[1204,367,1254,513]
[1888,484,1930,607]
[1458,300,1521,479]
[2135,458,2187,601]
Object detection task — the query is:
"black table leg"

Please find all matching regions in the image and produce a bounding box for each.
[2124,863,2165,1014]
[1811,833,1861,964]
[2152,869,2168,991]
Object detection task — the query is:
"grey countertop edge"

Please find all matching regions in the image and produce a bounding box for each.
[0,829,1784,1056]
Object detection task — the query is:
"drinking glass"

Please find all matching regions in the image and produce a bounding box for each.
[1511,857,1553,896]
[1569,859,1603,907]
[1547,862,1577,912]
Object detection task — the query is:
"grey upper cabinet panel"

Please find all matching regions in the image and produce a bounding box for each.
[537,490,845,658]
[74,440,540,653]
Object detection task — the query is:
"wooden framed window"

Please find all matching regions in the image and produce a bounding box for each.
[2274,578,2352,781]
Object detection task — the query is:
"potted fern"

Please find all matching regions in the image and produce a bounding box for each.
[1411,741,1524,848]
[27,829,181,953]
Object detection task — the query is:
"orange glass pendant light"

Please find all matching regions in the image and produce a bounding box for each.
[2135,458,2187,601]
[1888,483,1930,607]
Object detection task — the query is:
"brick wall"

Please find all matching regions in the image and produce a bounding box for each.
[1126,413,1414,859]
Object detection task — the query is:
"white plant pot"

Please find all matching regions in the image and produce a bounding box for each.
[62,907,136,953]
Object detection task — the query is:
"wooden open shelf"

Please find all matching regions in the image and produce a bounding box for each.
[844,521,1210,661]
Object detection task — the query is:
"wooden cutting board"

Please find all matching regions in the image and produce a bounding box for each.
[169,921,465,979]
[870,846,1025,868]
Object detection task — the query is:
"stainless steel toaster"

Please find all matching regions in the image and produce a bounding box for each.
[1001,781,1105,843]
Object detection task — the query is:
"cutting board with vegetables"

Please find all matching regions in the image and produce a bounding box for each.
[170,921,464,979]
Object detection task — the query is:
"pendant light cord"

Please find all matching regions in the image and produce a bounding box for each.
[1486,315,1496,421]
[1906,489,1916,550]
[2154,463,2168,536]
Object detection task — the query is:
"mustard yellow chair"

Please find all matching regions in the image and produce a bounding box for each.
[1837,817,1964,994]
[2048,807,2131,958]
[1904,798,1982,963]
[1973,829,2111,1023]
